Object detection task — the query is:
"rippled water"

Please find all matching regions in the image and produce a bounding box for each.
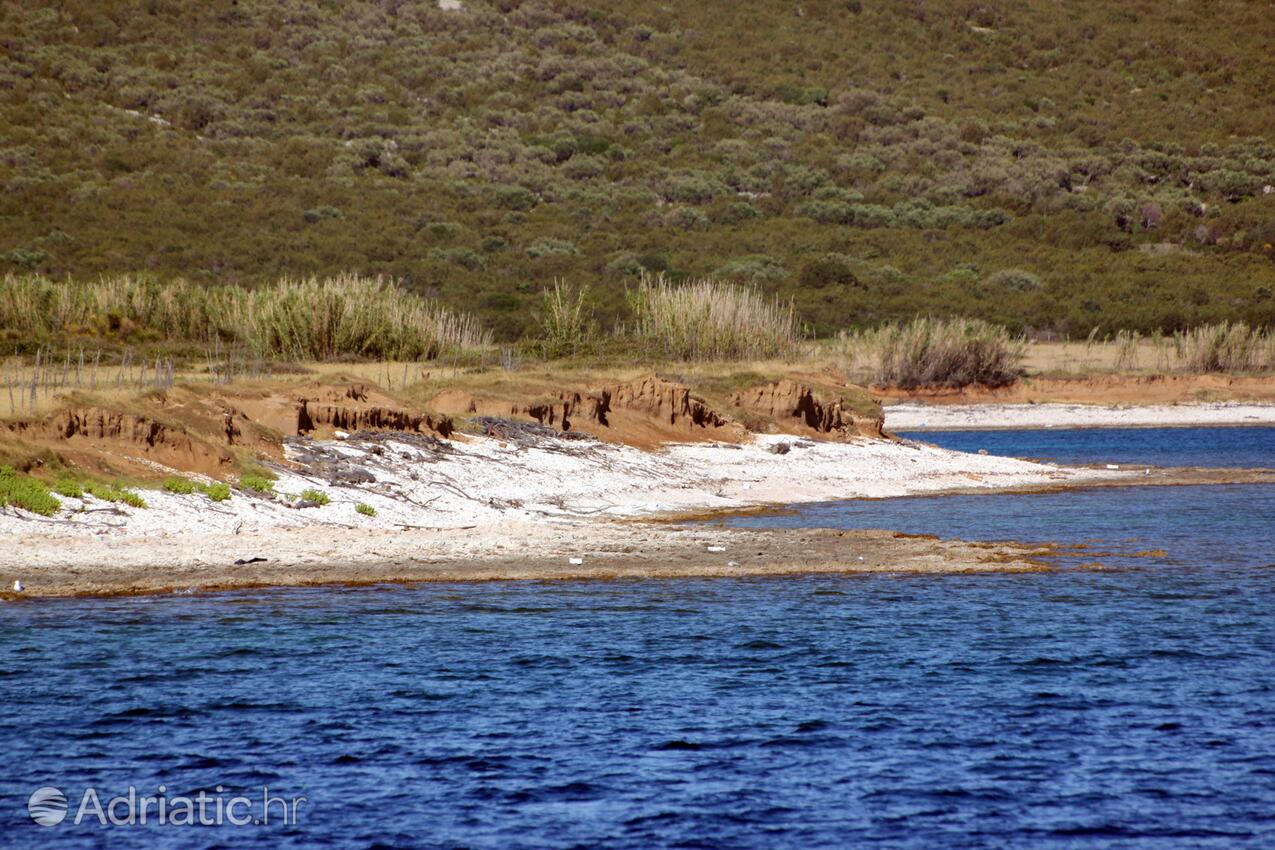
[2,428,1274,848]
[730,426,1275,570]
[896,424,1275,469]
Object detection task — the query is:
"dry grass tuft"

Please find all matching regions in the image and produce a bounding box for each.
[1173,322,1273,373]
[840,317,1026,388]
[0,274,491,360]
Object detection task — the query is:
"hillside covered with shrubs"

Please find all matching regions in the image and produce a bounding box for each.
[3,0,1275,340]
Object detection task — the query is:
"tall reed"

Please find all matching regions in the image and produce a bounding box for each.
[840,317,1026,388]
[1173,322,1272,373]
[625,274,802,361]
[536,280,594,357]
[0,274,492,360]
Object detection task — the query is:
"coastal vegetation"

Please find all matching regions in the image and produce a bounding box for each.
[83,481,147,508]
[840,317,1026,388]
[237,473,275,495]
[204,483,231,502]
[2,273,1268,413]
[162,476,196,494]
[625,276,801,361]
[0,274,491,360]
[2,1,1275,339]
[301,488,331,506]
[0,466,61,516]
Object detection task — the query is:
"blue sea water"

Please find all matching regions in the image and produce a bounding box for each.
[2,427,1274,849]
[896,424,1275,469]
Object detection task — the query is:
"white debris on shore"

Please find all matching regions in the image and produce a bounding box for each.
[0,432,1099,540]
[886,401,1275,431]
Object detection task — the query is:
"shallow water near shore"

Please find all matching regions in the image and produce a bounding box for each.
[896,424,1275,469]
[728,426,1275,570]
[2,427,1273,848]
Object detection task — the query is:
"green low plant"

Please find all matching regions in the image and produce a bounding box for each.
[301,488,330,505]
[52,477,84,498]
[202,482,231,502]
[83,481,148,508]
[237,474,274,494]
[355,502,377,517]
[119,490,148,509]
[162,476,197,494]
[0,466,61,516]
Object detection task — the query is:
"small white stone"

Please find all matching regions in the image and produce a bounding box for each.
[568,557,584,565]
[12,579,22,592]
[334,430,350,440]
[706,545,726,553]
[1106,464,1120,470]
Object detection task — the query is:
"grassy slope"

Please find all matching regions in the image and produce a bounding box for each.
[2,0,1274,339]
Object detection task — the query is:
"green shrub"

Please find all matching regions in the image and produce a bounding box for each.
[119,490,148,509]
[202,482,231,502]
[0,466,61,516]
[82,481,147,509]
[526,238,578,258]
[355,502,377,517]
[52,477,83,498]
[985,269,1043,293]
[718,202,762,224]
[301,488,330,505]
[302,206,343,223]
[713,255,788,283]
[162,476,197,494]
[799,255,860,289]
[237,474,274,495]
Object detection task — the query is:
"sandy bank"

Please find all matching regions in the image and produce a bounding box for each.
[2,523,1064,599]
[4,428,1269,601]
[0,429,1122,596]
[7,427,1271,598]
[886,401,1275,430]
[2,431,1099,536]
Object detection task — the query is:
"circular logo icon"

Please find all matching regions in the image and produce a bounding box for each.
[28,787,68,827]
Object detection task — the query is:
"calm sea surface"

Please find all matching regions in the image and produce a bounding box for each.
[2,427,1273,849]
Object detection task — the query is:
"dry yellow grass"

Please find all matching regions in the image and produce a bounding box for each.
[6,336,1275,422]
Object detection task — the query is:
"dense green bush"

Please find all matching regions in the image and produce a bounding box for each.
[1,0,1274,340]
[0,467,61,516]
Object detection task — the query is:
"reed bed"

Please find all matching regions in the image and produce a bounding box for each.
[1173,322,1273,373]
[0,274,491,360]
[625,275,802,361]
[840,317,1026,388]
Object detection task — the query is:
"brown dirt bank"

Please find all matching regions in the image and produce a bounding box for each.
[0,524,1054,600]
[873,373,1275,406]
[2,369,884,478]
